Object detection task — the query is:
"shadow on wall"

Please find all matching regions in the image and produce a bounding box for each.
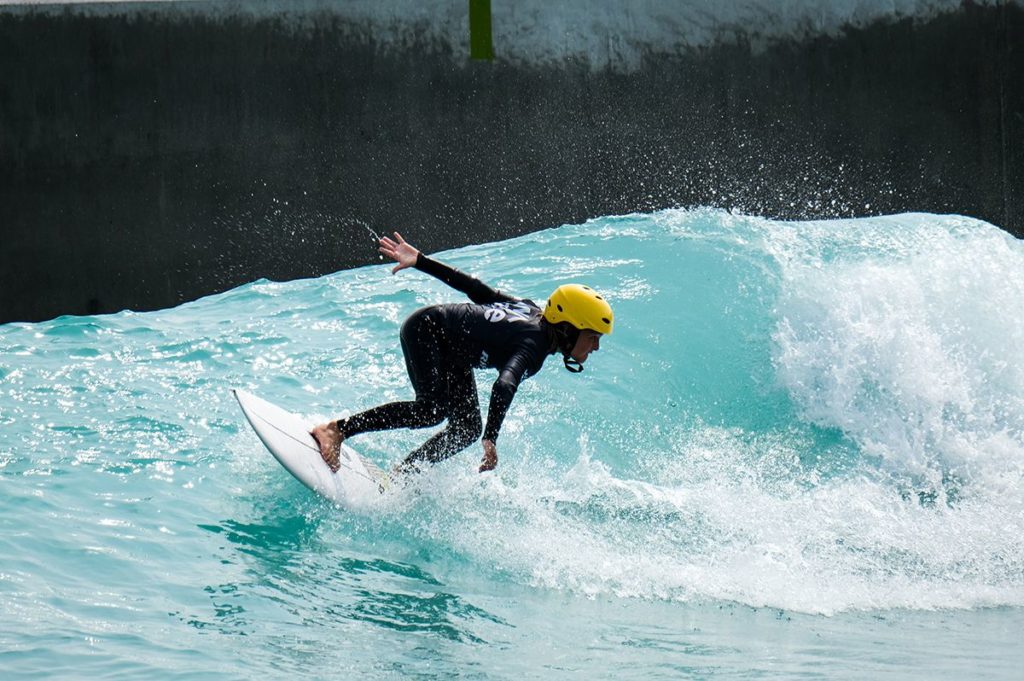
[0,2,1020,323]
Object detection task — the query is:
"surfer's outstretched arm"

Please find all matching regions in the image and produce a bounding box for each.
[379,232,516,305]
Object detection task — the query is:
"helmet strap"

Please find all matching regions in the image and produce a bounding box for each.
[563,355,584,373]
[548,322,584,372]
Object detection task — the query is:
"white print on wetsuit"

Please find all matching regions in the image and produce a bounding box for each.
[483,301,533,323]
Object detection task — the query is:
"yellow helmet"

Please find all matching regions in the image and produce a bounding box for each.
[543,284,614,335]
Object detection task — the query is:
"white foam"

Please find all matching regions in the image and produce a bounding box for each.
[772,215,1024,485]
[417,423,1024,615]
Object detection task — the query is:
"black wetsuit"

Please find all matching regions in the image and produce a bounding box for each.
[337,253,555,467]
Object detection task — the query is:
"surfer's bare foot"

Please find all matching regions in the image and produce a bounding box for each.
[311,421,343,472]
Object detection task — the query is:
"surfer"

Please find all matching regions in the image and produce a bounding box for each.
[311,232,614,474]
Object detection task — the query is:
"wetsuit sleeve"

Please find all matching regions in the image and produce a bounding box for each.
[483,346,541,442]
[414,253,517,305]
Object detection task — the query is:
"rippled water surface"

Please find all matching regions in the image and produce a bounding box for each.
[2,210,1023,679]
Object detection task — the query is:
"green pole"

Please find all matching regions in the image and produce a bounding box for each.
[469,0,494,60]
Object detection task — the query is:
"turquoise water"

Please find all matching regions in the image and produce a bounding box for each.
[2,209,1023,679]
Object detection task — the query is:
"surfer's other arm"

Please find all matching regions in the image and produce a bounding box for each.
[477,349,535,472]
[378,232,515,304]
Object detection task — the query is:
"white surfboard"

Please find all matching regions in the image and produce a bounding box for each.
[233,389,391,506]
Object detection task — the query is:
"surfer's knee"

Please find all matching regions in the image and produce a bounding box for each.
[414,398,446,427]
[451,412,482,447]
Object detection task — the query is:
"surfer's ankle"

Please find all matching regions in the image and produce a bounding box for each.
[313,420,343,439]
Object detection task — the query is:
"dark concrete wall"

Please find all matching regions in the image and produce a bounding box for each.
[2,2,1022,323]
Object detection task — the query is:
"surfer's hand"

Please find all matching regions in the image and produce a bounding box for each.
[479,439,498,472]
[379,232,420,274]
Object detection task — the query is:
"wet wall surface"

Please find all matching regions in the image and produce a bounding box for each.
[1,2,1021,322]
